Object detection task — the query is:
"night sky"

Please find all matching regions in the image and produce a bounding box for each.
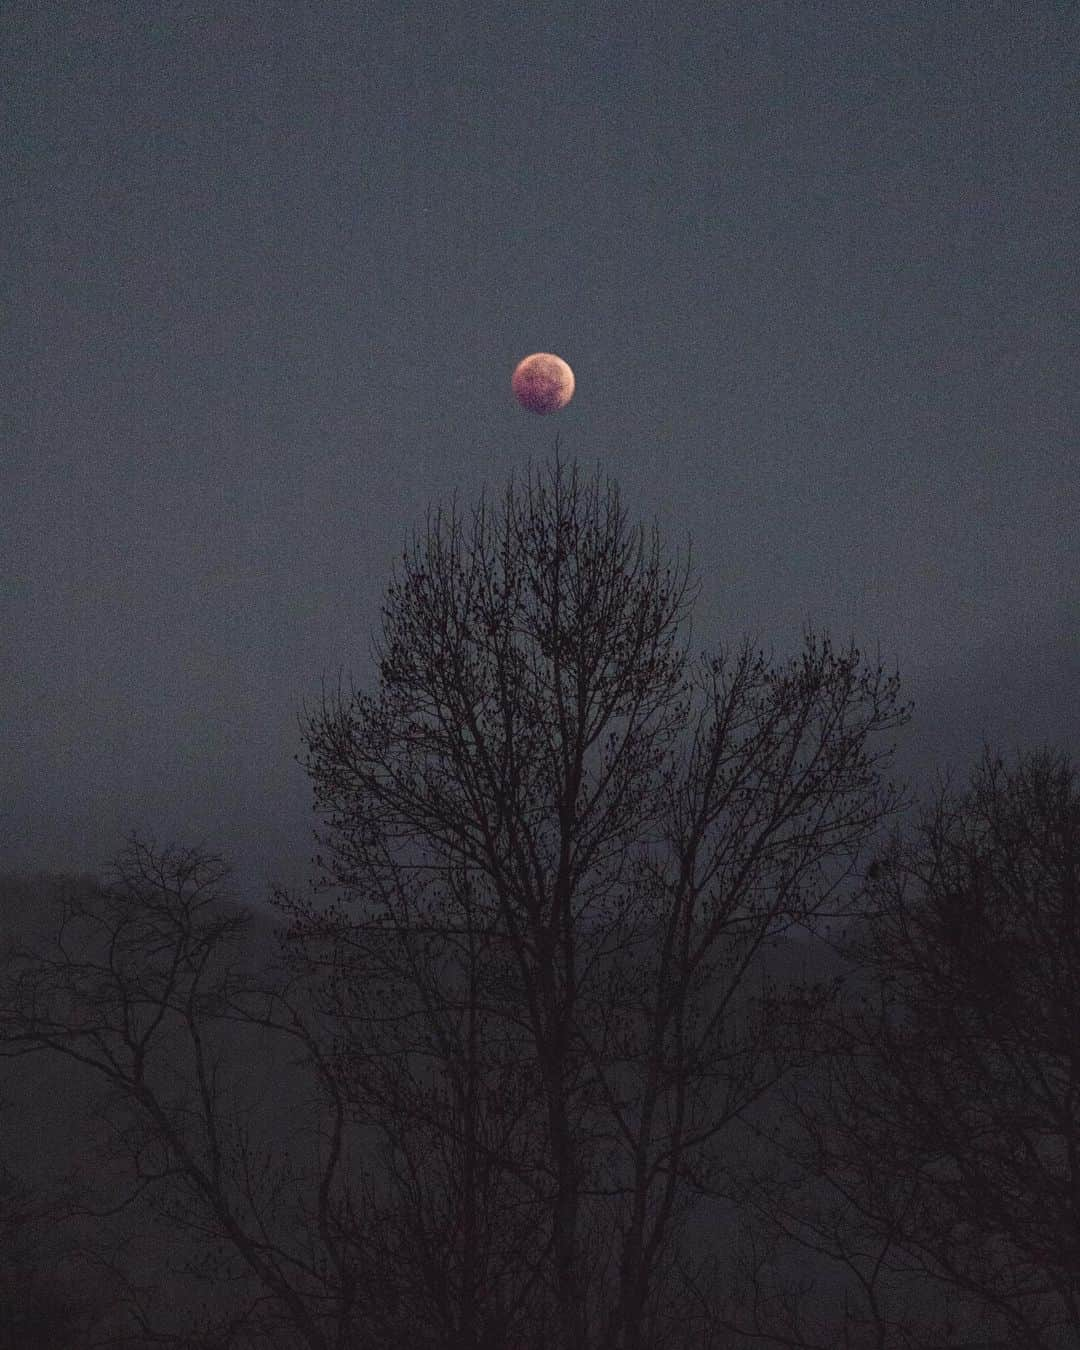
[4,1,1078,909]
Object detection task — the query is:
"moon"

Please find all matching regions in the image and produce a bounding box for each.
[511,353,575,414]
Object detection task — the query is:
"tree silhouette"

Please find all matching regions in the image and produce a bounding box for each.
[0,836,379,1349]
[741,743,1080,1348]
[0,1144,120,1349]
[276,446,913,1350]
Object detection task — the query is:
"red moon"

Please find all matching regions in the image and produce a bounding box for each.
[511,353,575,414]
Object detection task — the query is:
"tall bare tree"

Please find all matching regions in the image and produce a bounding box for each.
[279,448,913,1350]
[273,844,568,1350]
[735,743,1080,1349]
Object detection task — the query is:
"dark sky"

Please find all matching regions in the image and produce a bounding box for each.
[3,1,1078,910]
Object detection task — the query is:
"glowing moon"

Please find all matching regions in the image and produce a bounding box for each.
[511,353,575,414]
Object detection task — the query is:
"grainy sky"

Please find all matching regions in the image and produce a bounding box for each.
[3,0,1078,909]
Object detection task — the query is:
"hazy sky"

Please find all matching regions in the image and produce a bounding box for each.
[3,0,1078,909]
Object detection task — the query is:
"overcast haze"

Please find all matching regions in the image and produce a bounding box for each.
[3,1,1078,909]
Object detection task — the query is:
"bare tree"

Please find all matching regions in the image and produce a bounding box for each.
[277,447,913,1350]
[0,834,384,1350]
[271,841,569,1350]
[735,743,1080,1348]
[0,1141,122,1349]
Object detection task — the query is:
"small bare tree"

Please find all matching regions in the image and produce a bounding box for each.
[278,447,913,1350]
[0,1142,120,1349]
[0,835,382,1350]
[734,743,1080,1348]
